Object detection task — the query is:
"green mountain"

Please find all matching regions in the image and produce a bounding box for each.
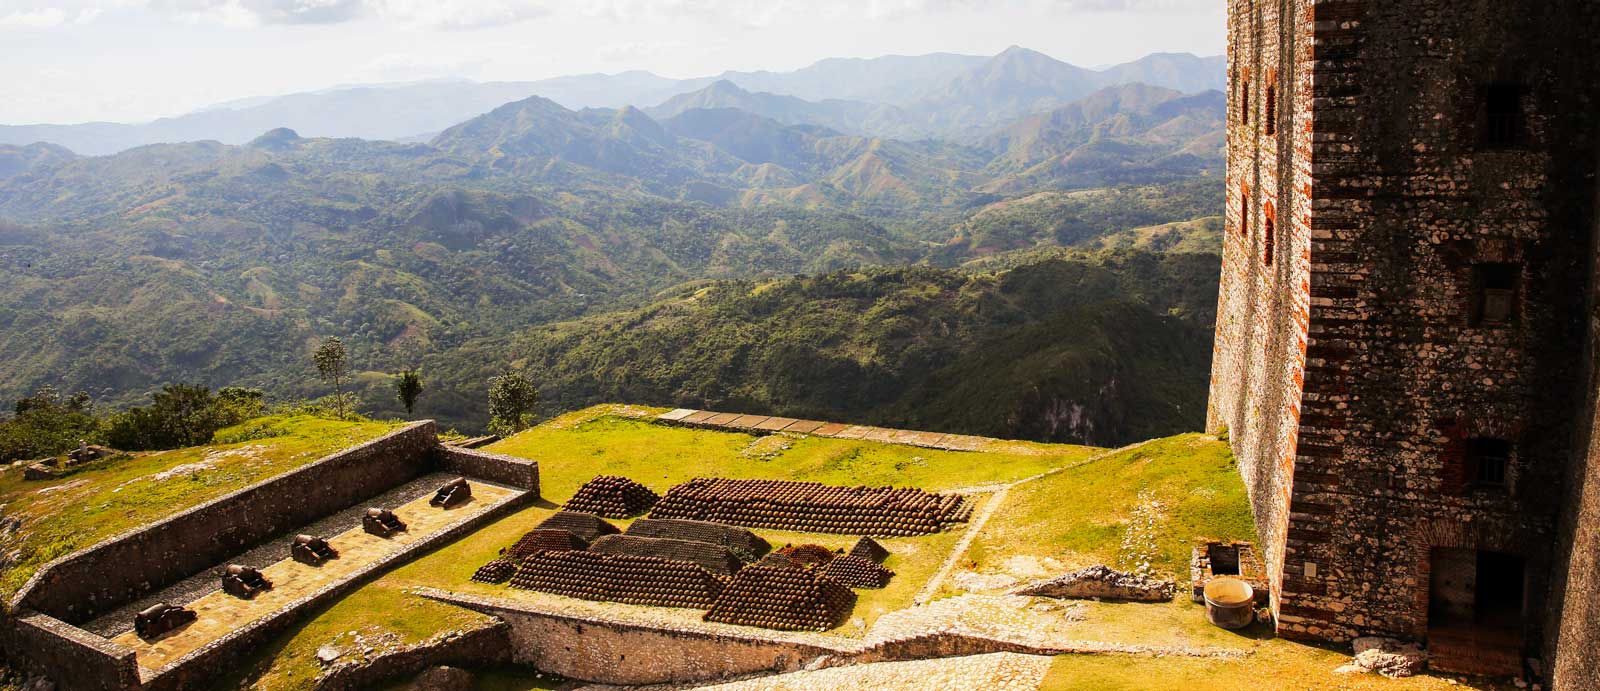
[0,75,1224,438]
[422,251,1218,446]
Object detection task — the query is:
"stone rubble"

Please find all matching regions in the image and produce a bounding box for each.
[1009,564,1177,602]
[1333,637,1428,678]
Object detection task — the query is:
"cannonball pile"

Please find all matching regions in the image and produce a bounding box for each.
[703,564,856,631]
[508,550,726,609]
[564,475,661,518]
[650,478,971,536]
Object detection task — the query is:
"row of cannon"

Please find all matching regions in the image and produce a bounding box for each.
[131,478,472,639]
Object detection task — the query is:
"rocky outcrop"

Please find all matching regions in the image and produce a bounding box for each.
[1008,564,1175,602]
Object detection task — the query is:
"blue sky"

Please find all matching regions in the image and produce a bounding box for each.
[0,0,1225,125]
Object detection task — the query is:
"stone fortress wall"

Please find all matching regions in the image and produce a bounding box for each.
[1210,0,1600,686]
[3,423,539,691]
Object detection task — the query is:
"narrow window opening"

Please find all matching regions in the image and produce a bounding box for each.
[1470,263,1519,327]
[1485,84,1523,148]
[1464,437,1511,490]
[1261,202,1275,266]
[1265,80,1277,136]
[1239,184,1251,236]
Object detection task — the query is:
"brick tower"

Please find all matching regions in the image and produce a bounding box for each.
[1209,0,1600,684]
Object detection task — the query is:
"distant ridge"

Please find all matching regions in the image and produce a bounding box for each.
[0,49,1224,155]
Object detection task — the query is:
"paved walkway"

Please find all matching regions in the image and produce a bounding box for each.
[678,652,1053,691]
[655,409,996,452]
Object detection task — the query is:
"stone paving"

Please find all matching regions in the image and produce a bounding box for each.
[572,652,1054,691]
[656,409,997,453]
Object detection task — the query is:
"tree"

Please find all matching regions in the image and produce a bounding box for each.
[487,371,539,435]
[395,369,423,416]
[313,336,350,420]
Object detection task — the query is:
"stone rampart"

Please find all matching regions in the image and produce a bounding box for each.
[13,421,438,625]
[435,446,540,493]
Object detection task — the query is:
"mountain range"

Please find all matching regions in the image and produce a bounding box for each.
[0,49,1223,156]
[0,47,1225,440]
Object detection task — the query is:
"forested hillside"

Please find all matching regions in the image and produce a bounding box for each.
[417,251,1220,446]
[0,52,1226,445]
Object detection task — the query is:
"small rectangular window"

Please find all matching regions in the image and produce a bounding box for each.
[1485,84,1523,148]
[1465,438,1511,488]
[1471,263,1519,326]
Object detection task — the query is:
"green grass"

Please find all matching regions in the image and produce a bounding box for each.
[0,414,400,602]
[959,433,1255,583]
[219,585,494,691]
[485,409,1097,501]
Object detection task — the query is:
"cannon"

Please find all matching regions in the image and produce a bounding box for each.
[430,477,472,509]
[363,507,407,537]
[134,602,196,638]
[221,564,273,598]
[291,534,338,565]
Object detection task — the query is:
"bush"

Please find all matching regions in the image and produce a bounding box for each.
[104,384,267,451]
[0,385,102,463]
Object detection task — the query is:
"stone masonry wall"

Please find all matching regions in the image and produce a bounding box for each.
[435,445,540,493]
[12,421,439,625]
[1549,158,1600,691]
[1208,0,1313,625]
[4,614,139,691]
[1211,0,1600,674]
[1272,0,1600,649]
[469,604,834,685]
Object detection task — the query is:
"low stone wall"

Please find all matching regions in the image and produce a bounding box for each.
[5,614,139,691]
[314,617,512,691]
[435,446,540,494]
[418,590,838,685]
[13,421,439,625]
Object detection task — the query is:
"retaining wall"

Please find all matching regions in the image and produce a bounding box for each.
[313,619,511,691]
[418,590,837,685]
[13,421,439,625]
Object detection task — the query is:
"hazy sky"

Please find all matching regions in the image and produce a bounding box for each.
[0,0,1224,125]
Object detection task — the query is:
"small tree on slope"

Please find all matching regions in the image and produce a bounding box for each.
[395,369,424,417]
[313,336,350,420]
[487,371,538,435]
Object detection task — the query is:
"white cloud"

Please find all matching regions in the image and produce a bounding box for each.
[0,8,69,29]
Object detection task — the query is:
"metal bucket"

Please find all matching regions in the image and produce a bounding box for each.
[1203,577,1255,629]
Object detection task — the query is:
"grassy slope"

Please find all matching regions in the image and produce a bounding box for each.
[959,433,1255,581]
[0,414,400,601]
